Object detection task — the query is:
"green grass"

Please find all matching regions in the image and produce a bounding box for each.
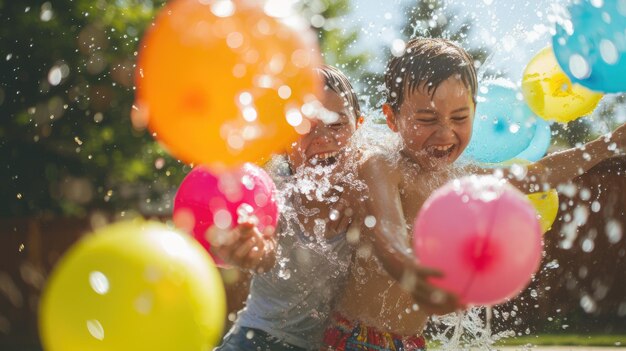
[496,334,626,347]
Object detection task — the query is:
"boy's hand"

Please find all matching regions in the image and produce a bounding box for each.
[404,261,465,315]
[207,222,276,273]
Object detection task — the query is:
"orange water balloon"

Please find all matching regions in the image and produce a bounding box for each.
[135,0,322,167]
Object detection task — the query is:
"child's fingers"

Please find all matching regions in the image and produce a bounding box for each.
[412,262,443,278]
[412,284,460,315]
[238,222,257,237]
[329,201,353,234]
[232,236,257,263]
[262,225,276,238]
[244,243,265,268]
[334,211,353,234]
[207,227,240,247]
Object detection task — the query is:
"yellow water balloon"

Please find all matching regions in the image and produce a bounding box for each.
[527,190,559,234]
[495,158,560,234]
[522,46,603,123]
[39,220,226,351]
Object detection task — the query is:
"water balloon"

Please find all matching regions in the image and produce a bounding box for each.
[39,220,226,351]
[413,176,543,305]
[135,0,323,166]
[464,81,539,163]
[522,46,602,123]
[553,0,626,93]
[173,163,278,265]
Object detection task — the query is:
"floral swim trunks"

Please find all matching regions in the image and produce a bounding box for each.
[322,312,427,351]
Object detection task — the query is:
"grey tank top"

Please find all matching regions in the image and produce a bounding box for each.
[235,217,352,349]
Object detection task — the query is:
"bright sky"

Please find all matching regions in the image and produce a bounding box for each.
[343,0,567,81]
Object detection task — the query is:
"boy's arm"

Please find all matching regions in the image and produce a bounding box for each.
[208,222,277,273]
[359,155,461,315]
[479,124,626,192]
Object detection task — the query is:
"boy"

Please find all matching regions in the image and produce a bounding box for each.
[323,37,626,350]
[211,65,368,351]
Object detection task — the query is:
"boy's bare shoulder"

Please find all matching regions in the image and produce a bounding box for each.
[359,152,397,178]
[358,153,401,185]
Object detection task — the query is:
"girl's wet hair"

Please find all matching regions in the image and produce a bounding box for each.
[316,65,361,119]
[384,37,477,111]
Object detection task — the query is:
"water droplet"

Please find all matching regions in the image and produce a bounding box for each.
[364,215,376,228]
[591,201,601,212]
[48,66,63,86]
[278,85,291,99]
[86,319,105,340]
[242,106,257,122]
[581,237,594,252]
[226,32,244,49]
[569,54,591,80]
[310,14,325,28]
[580,294,597,313]
[89,271,109,295]
[618,0,626,15]
[391,39,406,57]
[134,292,153,314]
[238,92,252,105]
[214,209,232,229]
[286,109,303,127]
[590,0,603,8]
[210,0,235,17]
[606,220,623,243]
[545,259,560,269]
[599,39,618,65]
[40,2,53,22]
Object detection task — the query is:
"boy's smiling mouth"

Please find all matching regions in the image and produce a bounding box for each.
[426,144,455,159]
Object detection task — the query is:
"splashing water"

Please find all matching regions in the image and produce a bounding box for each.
[428,307,516,350]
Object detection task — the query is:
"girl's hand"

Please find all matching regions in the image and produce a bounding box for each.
[208,222,277,273]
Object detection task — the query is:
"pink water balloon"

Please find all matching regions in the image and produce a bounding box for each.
[413,176,542,306]
[173,163,278,265]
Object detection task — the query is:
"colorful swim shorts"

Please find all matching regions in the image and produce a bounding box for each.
[322,313,427,351]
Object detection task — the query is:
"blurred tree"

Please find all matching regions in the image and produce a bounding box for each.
[298,0,371,92]
[359,0,491,115]
[0,0,371,218]
[0,0,179,218]
[399,0,489,64]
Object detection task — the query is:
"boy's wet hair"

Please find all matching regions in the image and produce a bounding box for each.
[384,37,477,111]
[317,65,361,119]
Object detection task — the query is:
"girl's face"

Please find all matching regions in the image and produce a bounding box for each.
[287,88,358,170]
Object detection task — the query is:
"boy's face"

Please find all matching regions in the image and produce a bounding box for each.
[287,88,358,170]
[384,75,474,170]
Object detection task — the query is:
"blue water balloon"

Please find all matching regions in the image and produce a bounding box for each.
[464,82,539,163]
[514,117,552,162]
[552,0,626,93]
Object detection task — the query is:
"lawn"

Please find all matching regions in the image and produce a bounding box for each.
[496,334,626,347]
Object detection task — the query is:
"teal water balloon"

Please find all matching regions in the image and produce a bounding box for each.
[514,117,551,162]
[464,82,538,163]
[552,0,626,93]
